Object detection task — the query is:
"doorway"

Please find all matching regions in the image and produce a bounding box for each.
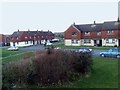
[118,39,120,46]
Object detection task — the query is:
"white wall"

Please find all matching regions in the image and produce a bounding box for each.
[10,41,33,47]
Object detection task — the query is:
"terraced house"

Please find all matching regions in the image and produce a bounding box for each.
[64,19,120,46]
[10,30,54,47]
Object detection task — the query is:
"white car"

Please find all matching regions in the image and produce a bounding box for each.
[46,42,53,46]
[78,48,93,53]
[8,46,19,51]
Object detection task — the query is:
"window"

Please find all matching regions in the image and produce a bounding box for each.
[97,32,101,35]
[107,30,114,34]
[17,37,19,40]
[25,37,27,39]
[72,32,77,36]
[12,37,14,40]
[72,40,78,44]
[84,40,91,44]
[85,32,90,36]
[106,39,115,43]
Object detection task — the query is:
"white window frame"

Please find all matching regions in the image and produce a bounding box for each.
[107,30,114,34]
[106,39,115,44]
[85,32,90,36]
[84,40,91,44]
[97,32,101,35]
[72,32,77,36]
[72,40,78,44]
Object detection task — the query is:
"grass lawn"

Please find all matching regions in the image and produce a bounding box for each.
[1,48,23,58]
[61,58,118,88]
[52,44,115,50]
[0,48,34,64]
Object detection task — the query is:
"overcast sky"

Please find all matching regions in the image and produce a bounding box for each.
[0,0,119,34]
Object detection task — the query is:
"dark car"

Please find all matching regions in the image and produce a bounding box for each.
[100,48,120,58]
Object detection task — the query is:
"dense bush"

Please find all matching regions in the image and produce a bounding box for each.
[2,49,93,88]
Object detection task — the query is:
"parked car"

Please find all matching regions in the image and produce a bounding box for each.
[50,39,59,42]
[8,46,19,51]
[46,42,53,46]
[78,48,93,53]
[100,48,120,58]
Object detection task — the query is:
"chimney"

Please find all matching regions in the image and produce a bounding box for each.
[18,29,19,32]
[117,17,120,22]
[73,22,75,25]
[94,21,96,24]
[28,29,30,31]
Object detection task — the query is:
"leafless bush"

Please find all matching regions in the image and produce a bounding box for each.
[2,49,93,88]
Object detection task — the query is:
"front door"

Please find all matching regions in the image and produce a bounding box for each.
[13,42,15,46]
[118,39,120,46]
[94,40,97,46]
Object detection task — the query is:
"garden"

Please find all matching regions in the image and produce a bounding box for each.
[1,48,118,89]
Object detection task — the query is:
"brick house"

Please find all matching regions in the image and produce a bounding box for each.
[0,34,10,46]
[10,30,54,47]
[64,20,120,46]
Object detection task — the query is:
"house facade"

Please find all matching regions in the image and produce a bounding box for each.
[0,34,10,46]
[64,20,120,46]
[10,30,54,47]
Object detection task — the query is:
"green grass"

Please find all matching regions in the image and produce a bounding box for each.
[2,54,23,64]
[61,58,118,88]
[52,44,115,50]
[1,48,23,58]
[0,48,34,64]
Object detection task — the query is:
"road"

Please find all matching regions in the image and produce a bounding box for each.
[19,45,104,58]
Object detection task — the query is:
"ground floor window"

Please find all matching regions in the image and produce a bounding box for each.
[25,41,28,44]
[72,40,78,44]
[84,40,91,44]
[106,39,115,44]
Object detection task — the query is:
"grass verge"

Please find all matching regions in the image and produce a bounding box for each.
[52,44,115,50]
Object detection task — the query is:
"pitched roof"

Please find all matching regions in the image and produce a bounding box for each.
[102,21,120,30]
[74,24,103,32]
[11,30,54,37]
[11,31,24,37]
[73,21,120,32]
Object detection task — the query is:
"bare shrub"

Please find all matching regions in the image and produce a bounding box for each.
[2,49,93,88]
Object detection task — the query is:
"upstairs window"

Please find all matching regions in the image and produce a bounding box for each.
[107,30,114,34]
[72,32,77,36]
[16,37,19,40]
[85,32,90,36]
[97,32,101,35]
[25,37,28,39]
